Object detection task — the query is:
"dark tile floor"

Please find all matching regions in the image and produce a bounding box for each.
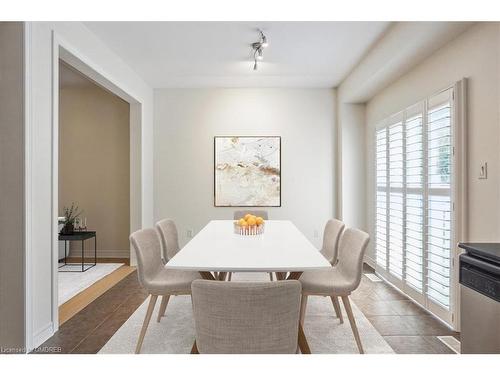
[36,264,459,354]
[353,264,459,354]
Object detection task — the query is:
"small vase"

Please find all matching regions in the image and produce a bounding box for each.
[61,222,74,235]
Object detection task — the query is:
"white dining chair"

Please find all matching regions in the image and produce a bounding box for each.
[130,228,200,354]
[190,280,309,354]
[299,227,370,353]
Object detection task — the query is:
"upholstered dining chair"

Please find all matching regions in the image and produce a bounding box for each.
[233,210,269,220]
[230,210,272,282]
[299,228,370,353]
[155,219,182,323]
[190,280,309,354]
[130,228,200,354]
[318,219,345,322]
[155,218,180,263]
[320,219,345,265]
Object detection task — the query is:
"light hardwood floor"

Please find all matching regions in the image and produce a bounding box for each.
[59,265,135,325]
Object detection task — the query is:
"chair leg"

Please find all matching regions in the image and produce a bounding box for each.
[269,272,274,281]
[299,294,308,326]
[297,323,311,354]
[135,294,158,354]
[330,296,344,323]
[228,272,232,281]
[157,295,170,322]
[296,295,309,353]
[341,295,364,354]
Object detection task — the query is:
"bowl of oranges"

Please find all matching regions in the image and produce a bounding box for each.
[234,213,265,235]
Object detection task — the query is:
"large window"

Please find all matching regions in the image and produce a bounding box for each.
[375,87,455,324]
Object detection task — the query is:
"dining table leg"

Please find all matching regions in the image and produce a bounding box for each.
[287,272,303,280]
[199,271,216,280]
[276,272,286,280]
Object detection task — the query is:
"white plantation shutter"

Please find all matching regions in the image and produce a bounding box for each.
[426,90,453,309]
[374,87,455,323]
[388,118,404,280]
[405,104,424,293]
[376,128,388,268]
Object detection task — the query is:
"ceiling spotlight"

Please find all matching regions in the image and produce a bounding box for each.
[260,33,268,48]
[256,48,263,60]
[251,29,268,71]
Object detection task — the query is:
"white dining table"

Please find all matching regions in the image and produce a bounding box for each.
[166,220,330,353]
[166,220,332,280]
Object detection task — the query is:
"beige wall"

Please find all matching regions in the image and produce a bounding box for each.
[59,84,130,257]
[0,22,25,350]
[154,88,336,249]
[364,22,500,261]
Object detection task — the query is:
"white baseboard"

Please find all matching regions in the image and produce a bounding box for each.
[364,255,376,269]
[32,322,54,350]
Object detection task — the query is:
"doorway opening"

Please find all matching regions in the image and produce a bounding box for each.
[56,58,136,325]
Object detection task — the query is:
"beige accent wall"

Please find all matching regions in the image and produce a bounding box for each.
[0,22,25,351]
[59,83,130,258]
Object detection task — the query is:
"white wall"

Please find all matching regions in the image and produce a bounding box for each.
[154,88,336,249]
[364,23,500,260]
[339,104,367,231]
[25,21,154,349]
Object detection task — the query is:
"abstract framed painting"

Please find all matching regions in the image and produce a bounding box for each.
[214,136,281,207]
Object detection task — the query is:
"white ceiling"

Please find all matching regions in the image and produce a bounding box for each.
[84,22,390,88]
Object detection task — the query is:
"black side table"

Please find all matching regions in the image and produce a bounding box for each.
[58,231,97,272]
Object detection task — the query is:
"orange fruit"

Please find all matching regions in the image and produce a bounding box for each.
[244,214,252,221]
[238,218,248,227]
[256,217,264,225]
[247,216,257,226]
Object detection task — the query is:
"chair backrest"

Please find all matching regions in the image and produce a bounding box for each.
[155,219,180,262]
[130,228,165,292]
[191,280,301,354]
[319,219,345,264]
[233,210,269,220]
[336,228,370,291]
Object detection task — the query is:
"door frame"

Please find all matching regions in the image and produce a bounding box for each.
[27,30,144,341]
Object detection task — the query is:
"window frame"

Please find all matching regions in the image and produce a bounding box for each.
[372,80,467,330]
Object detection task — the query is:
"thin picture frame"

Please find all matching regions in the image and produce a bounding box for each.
[214,136,281,207]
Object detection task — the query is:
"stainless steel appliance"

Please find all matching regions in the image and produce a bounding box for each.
[459,243,500,354]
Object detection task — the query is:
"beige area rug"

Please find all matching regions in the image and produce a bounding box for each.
[58,263,124,306]
[99,272,394,354]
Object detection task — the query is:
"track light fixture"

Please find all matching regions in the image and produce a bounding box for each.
[252,29,268,71]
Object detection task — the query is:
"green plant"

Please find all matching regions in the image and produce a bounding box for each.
[63,203,83,225]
